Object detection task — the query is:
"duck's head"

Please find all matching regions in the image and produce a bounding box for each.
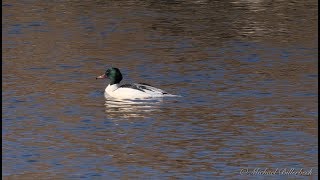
[96,67,123,85]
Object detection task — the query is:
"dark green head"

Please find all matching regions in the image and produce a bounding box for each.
[96,67,123,85]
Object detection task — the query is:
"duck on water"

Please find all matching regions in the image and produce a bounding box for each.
[96,67,179,99]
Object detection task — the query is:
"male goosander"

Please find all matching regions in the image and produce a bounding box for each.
[96,67,177,99]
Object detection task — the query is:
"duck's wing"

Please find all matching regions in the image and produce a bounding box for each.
[134,83,168,94]
[119,83,167,94]
[119,84,145,92]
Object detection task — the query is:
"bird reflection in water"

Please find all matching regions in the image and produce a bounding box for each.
[104,98,163,118]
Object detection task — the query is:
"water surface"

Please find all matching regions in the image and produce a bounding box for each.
[3,0,318,179]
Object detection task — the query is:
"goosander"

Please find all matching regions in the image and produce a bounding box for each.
[96,67,177,99]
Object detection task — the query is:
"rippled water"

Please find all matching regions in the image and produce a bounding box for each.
[3,0,318,179]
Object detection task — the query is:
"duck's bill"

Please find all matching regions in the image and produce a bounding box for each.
[96,74,107,79]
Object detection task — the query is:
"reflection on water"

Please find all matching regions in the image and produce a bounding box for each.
[104,98,163,118]
[3,0,318,179]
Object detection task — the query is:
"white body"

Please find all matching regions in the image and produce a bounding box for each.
[104,83,177,99]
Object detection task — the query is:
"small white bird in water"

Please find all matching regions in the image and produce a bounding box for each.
[96,67,178,99]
